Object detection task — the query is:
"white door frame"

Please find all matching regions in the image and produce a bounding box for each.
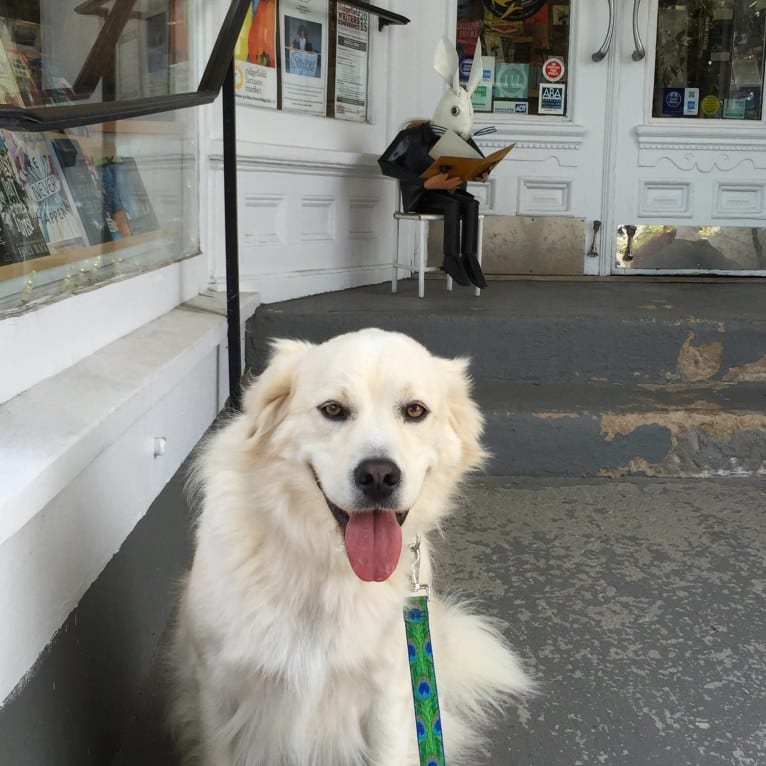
[599,0,766,276]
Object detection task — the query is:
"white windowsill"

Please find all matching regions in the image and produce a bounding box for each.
[0,290,260,547]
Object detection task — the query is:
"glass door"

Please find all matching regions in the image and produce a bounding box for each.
[608,0,766,274]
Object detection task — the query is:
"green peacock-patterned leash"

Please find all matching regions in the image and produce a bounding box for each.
[403,534,446,766]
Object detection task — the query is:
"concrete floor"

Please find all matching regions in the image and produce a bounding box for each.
[112,476,766,766]
[446,477,766,766]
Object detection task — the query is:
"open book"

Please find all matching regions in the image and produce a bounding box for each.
[420,129,514,182]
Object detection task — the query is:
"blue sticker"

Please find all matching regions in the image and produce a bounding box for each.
[663,87,684,115]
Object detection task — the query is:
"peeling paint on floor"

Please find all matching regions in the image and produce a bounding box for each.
[440,478,766,766]
[600,410,766,477]
[723,355,766,382]
[676,332,723,382]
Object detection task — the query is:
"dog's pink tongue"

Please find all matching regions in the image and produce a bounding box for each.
[344,510,402,582]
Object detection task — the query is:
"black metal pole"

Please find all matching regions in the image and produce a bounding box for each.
[222,57,242,411]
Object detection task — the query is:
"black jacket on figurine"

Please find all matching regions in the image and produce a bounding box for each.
[377,122,487,288]
[377,122,483,212]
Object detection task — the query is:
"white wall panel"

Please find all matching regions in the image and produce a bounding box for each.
[518,178,572,215]
[300,196,336,242]
[639,181,692,217]
[242,194,288,247]
[713,182,766,219]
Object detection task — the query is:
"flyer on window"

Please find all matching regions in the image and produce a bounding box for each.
[334,2,369,122]
[234,0,278,109]
[280,0,329,116]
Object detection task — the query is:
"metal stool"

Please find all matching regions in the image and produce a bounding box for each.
[392,212,485,298]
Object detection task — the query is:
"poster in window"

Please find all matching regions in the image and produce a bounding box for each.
[235,0,278,108]
[334,2,369,122]
[280,0,329,116]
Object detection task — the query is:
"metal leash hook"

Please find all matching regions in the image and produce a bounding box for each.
[409,534,431,599]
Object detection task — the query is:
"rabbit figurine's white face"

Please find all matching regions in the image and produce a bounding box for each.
[430,37,484,140]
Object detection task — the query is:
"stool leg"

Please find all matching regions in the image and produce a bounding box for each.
[474,215,484,297]
[444,215,452,290]
[392,218,399,293]
[418,219,427,298]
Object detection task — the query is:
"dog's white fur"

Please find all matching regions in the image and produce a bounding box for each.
[170,328,530,766]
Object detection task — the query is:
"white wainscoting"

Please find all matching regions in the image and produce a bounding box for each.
[208,142,398,304]
[638,180,692,218]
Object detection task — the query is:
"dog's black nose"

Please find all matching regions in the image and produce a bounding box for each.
[354,459,401,503]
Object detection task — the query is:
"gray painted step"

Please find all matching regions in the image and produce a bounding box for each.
[245,281,766,477]
[246,281,766,384]
[476,380,766,477]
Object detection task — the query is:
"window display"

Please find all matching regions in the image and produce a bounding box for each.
[653,0,766,120]
[456,0,571,117]
[0,1,202,312]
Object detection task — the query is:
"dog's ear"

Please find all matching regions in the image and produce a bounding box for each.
[441,357,488,471]
[242,338,313,444]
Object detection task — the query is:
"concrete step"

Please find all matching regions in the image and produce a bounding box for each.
[478,379,766,477]
[244,281,766,477]
[246,280,766,384]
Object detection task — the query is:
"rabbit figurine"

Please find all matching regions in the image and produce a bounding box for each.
[378,37,487,288]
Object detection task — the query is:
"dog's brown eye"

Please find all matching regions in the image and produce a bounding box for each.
[319,401,348,420]
[403,402,428,421]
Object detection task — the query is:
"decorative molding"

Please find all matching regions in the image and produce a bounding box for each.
[638,180,691,218]
[474,120,586,151]
[636,123,766,151]
[209,141,384,179]
[713,181,766,219]
[639,151,766,173]
[242,194,287,246]
[300,196,336,242]
[636,123,766,170]
[518,178,571,215]
[349,197,379,240]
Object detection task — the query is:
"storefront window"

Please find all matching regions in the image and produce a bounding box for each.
[653,0,766,120]
[456,0,571,117]
[0,1,202,313]
[234,0,371,122]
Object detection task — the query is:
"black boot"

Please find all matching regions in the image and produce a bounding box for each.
[441,254,471,286]
[462,253,487,289]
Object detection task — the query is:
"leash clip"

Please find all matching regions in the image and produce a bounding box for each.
[408,534,431,599]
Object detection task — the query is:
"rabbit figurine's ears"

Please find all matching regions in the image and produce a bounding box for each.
[434,36,484,98]
[431,37,484,138]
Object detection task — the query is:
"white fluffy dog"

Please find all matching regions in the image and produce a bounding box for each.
[170,328,530,766]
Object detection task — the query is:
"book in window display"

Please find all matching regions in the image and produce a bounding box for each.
[49,137,121,246]
[0,17,42,107]
[98,157,159,237]
[0,31,23,107]
[3,44,40,106]
[4,131,88,253]
[0,132,49,267]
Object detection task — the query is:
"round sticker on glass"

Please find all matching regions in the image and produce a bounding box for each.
[543,57,565,83]
[701,94,720,116]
